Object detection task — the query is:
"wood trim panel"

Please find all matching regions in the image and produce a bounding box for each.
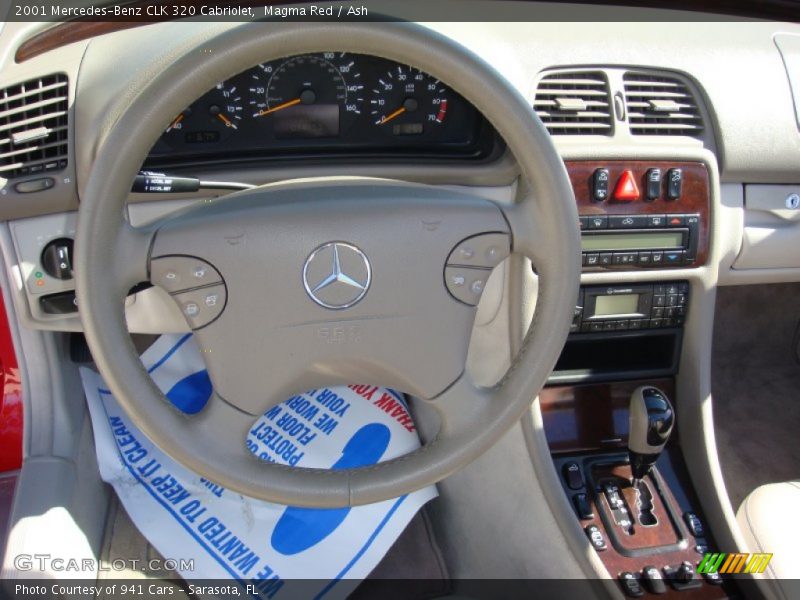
[575,460,727,599]
[540,377,675,454]
[16,22,144,62]
[567,160,711,269]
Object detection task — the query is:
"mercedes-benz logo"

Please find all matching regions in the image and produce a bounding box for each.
[303,242,371,309]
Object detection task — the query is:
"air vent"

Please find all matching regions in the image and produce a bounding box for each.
[0,74,68,179]
[534,71,612,135]
[624,72,703,136]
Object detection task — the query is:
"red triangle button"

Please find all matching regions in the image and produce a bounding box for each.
[613,170,640,201]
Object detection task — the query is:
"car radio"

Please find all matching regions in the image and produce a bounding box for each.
[580,213,699,268]
[571,282,689,333]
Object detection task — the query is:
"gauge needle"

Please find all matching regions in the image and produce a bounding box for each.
[376,107,406,125]
[216,113,238,129]
[165,114,184,132]
[253,97,302,117]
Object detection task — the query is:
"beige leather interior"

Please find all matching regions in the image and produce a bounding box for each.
[737,482,800,599]
[2,6,800,595]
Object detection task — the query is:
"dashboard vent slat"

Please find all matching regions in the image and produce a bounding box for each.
[0,73,68,179]
[624,71,703,137]
[534,71,612,135]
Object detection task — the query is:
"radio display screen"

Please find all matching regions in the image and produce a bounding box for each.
[581,232,684,252]
[594,294,640,316]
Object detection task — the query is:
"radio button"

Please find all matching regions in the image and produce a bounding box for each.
[593,168,610,201]
[599,253,613,266]
[609,215,648,229]
[586,215,608,229]
[647,214,667,228]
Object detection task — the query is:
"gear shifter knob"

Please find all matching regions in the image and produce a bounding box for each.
[628,386,674,482]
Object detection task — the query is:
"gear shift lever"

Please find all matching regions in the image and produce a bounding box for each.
[628,386,674,484]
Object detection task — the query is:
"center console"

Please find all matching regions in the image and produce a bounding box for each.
[541,160,732,597]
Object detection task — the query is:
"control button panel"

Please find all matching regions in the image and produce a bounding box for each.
[444,232,510,306]
[151,255,226,330]
[579,212,699,269]
[569,161,710,270]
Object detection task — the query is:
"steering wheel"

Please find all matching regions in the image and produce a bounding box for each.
[75,22,579,507]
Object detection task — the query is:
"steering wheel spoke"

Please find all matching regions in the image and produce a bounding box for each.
[424,374,494,437]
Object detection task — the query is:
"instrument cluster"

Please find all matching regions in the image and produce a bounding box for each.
[146,53,494,166]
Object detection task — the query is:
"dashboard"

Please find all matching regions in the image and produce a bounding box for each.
[146,52,495,168]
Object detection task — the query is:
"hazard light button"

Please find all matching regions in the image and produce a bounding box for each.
[613,170,640,201]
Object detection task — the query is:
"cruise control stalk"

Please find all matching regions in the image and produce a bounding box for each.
[132,171,256,194]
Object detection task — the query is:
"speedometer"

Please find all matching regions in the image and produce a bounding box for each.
[248,53,363,138]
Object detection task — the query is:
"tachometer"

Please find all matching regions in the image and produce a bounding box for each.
[248,53,363,138]
[370,66,448,135]
[162,81,244,145]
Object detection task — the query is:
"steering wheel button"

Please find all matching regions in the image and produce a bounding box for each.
[447,233,510,269]
[151,255,223,293]
[173,283,226,329]
[444,266,490,306]
[205,293,219,307]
